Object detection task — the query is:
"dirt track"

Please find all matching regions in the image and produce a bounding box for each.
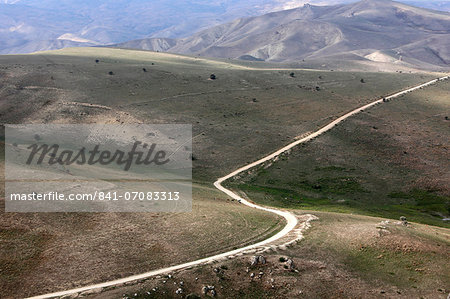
[27,75,450,299]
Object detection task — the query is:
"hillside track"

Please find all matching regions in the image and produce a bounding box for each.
[28,75,449,299]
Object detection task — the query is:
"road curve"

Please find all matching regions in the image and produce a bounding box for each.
[28,75,449,299]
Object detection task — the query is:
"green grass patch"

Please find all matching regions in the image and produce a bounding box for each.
[234,183,449,227]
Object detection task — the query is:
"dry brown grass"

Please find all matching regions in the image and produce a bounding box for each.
[102,211,449,299]
[0,183,284,298]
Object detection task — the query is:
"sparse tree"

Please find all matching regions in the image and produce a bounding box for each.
[108,71,114,75]
[210,74,216,80]
[95,59,99,63]
[143,68,147,72]
[289,72,295,78]
[360,78,365,83]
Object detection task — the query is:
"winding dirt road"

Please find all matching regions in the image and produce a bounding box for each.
[28,75,449,299]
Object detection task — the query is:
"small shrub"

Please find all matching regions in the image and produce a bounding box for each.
[289,72,295,78]
[279,257,286,262]
[108,71,114,75]
[210,74,216,80]
[142,68,147,72]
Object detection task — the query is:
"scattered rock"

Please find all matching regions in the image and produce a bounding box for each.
[250,273,255,278]
[286,258,295,269]
[202,286,216,296]
[250,256,259,266]
[202,286,208,294]
[250,255,266,266]
[400,216,408,226]
[175,288,183,294]
[258,255,266,265]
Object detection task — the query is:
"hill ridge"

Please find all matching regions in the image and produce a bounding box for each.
[114,0,450,70]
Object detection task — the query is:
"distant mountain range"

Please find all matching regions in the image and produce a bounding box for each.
[0,0,449,56]
[115,0,450,70]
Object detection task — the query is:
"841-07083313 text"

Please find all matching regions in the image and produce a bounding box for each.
[9,191,181,201]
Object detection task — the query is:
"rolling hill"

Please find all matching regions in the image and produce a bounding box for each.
[115,0,450,70]
[1,0,449,55]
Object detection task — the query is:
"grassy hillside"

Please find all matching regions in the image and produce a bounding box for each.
[0,183,285,298]
[227,79,450,227]
[0,47,443,297]
[0,47,436,182]
[101,211,450,299]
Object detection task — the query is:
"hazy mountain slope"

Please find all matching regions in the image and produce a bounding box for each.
[0,0,308,54]
[116,0,450,69]
[0,4,91,52]
[403,0,450,12]
[1,0,449,54]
